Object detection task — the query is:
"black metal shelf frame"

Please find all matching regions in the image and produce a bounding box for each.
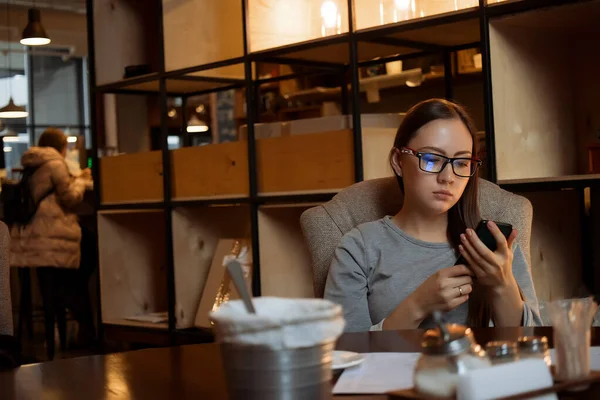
[86,0,600,343]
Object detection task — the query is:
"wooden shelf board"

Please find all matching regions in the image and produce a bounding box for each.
[103,319,169,330]
[95,73,160,92]
[96,76,242,95]
[495,0,600,30]
[259,202,324,210]
[498,174,600,185]
[97,208,164,215]
[171,194,250,203]
[257,188,343,197]
[386,12,480,47]
[487,0,598,20]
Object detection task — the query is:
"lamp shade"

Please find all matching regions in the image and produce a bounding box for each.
[0,98,28,118]
[21,8,51,46]
[186,115,209,133]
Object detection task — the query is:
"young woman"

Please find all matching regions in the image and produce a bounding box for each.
[325,99,541,332]
[10,128,95,357]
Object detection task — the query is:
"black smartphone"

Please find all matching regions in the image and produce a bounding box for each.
[455,220,513,266]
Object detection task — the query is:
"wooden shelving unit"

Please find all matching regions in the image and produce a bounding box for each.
[87,0,600,344]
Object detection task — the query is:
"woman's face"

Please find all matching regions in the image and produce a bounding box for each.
[392,118,474,216]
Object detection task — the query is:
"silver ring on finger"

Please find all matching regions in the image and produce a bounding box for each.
[458,286,464,297]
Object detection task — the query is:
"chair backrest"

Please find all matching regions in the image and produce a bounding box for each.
[0,221,12,335]
[300,177,533,298]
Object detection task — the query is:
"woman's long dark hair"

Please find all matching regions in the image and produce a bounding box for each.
[390,99,491,328]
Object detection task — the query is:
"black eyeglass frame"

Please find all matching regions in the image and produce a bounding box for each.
[399,146,482,178]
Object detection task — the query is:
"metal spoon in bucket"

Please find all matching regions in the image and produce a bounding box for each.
[226,260,256,314]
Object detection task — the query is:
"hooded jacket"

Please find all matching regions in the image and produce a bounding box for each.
[10,147,87,269]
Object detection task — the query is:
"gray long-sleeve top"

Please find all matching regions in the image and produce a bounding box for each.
[325,216,542,332]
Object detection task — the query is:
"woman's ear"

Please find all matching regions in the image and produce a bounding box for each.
[390,147,402,177]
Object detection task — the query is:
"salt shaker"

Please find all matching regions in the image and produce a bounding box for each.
[414,312,491,398]
[485,340,519,365]
[517,336,551,367]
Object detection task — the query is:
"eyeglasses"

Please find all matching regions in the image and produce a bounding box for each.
[400,146,482,178]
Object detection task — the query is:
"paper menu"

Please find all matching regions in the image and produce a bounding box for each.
[333,352,420,394]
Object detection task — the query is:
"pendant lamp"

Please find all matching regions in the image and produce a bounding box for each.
[21,8,51,46]
[0,98,28,118]
[186,115,209,133]
[0,0,28,119]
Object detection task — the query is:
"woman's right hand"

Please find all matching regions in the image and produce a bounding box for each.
[80,168,92,180]
[410,265,474,321]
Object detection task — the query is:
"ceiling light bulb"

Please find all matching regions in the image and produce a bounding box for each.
[321,1,338,29]
[67,136,78,143]
[3,146,12,152]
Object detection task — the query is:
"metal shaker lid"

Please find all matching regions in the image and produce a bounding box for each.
[421,312,475,356]
[485,340,518,358]
[517,336,549,352]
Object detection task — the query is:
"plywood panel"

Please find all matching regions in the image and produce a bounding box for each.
[162,0,244,77]
[171,141,249,199]
[172,206,250,328]
[248,0,349,52]
[257,130,355,194]
[521,190,583,301]
[362,127,396,180]
[574,37,600,174]
[115,95,151,154]
[94,0,160,85]
[490,20,578,180]
[259,206,314,298]
[100,151,164,204]
[98,211,167,323]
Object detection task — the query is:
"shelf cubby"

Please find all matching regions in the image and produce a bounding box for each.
[258,204,317,298]
[354,0,479,31]
[518,189,583,302]
[162,0,244,74]
[247,0,350,54]
[172,205,251,328]
[97,210,168,329]
[98,90,165,205]
[490,0,600,183]
[93,0,162,87]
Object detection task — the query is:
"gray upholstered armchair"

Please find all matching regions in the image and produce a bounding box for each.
[0,221,12,336]
[300,177,533,299]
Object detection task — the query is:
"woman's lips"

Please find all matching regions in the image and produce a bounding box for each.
[433,190,453,199]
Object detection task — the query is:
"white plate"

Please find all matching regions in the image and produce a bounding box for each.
[332,350,364,370]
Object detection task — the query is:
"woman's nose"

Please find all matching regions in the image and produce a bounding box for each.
[437,161,455,183]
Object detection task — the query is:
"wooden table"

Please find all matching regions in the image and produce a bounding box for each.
[1,327,599,399]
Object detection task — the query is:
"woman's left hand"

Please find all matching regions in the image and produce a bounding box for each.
[458,221,517,290]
